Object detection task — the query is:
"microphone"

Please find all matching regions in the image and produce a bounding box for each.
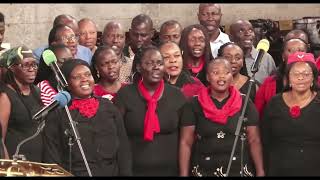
[42,49,68,89]
[32,91,71,120]
[250,39,270,74]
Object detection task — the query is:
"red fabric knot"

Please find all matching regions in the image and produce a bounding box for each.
[138,79,164,141]
[290,105,301,119]
[187,56,205,74]
[69,97,99,118]
[198,86,242,125]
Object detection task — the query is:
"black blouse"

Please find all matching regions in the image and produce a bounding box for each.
[42,97,132,176]
[184,95,259,176]
[3,85,43,162]
[261,93,320,176]
[114,83,193,176]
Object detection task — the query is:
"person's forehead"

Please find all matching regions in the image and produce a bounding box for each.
[79,21,96,29]
[58,27,74,35]
[161,43,179,52]
[106,26,124,34]
[189,28,204,36]
[291,61,312,70]
[163,24,180,32]
[132,22,151,31]
[199,4,221,12]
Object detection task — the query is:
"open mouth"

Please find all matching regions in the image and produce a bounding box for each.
[217,80,226,86]
[80,83,91,90]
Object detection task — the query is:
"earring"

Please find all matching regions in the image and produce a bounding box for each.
[311,83,314,88]
[289,84,292,88]
[96,71,100,78]
[130,72,137,83]
[167,74,171,82]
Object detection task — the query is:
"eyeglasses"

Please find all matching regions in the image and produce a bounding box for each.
[290,71,313,79]
[60,35,79,43]
[15,63,38,71]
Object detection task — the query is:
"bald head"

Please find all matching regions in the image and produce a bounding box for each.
[78,18,98,51]
[285,29,309,44]
[229,20,255,51]
[102,21,126,56]
[53,14,79,36]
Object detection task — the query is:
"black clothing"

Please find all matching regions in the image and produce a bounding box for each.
[114,83,192,176]
[261,93,320,176]
[187,64,208,86]
[3,85,43,162]
[185,95,258,176]
[239,78,260,102]
[42,97,132,176]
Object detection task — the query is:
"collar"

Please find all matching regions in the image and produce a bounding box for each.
[211,29,229,43]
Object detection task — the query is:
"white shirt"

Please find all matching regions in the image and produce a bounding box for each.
[209,30,230,58]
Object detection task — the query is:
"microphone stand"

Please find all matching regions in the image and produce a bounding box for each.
[12,117,46,162]
[225,73,257,177]
[56,85,92,177]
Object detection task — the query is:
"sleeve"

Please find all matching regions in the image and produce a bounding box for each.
[266,53,276,75]
[179,98,197,127]
[245,98,259,127]
[41,109,66,166]
[259,98,273,172]
[113,88,127,116]
[255,80,267,119]
[112,106,132,176]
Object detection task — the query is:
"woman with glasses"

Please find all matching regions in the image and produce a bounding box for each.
[35,44,73,106]
[0,46,43,161]
[114,45,193,176]
[261,52,320,176]
[91,46,126,102]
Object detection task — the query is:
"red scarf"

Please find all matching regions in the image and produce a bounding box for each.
[69,97,99,118]
[198,86,242,125]
[187,56,205,74]
[138,79,164,141]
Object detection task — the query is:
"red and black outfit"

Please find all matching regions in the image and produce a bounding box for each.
[114,79,193,176]
[167,70,204,99]
[93,83,127,103]
[184,86,258,176]
[42,96,132,176]
[187,56,208,86]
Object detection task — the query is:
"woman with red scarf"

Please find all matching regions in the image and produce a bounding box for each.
[42,59,131,176]
[159,41,204,99]
[261,52,320,176]
[114,45,192,176]
[179,24,212,86]
[255,38,308,118]
[179,58,264,176]
[91,46,126,102]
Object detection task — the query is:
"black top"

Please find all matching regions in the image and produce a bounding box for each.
[42,97,132,176]
[3,85,43,162]
[239,78,259,102]
[187,64,208,86]
[184,95,258,176]
[114,83,193,176]
[261,93,320,176]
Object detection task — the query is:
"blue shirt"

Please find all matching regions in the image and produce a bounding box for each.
[33,44,93,65]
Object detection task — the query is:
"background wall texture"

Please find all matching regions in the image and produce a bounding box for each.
[0,3,320,49]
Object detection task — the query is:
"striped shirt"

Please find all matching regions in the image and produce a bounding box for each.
[37,80,57,106]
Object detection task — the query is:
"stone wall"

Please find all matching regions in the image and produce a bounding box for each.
[0,3,320,49]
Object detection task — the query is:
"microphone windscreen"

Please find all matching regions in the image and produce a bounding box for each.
[53,91,71,108]
[256,39,270,52]
[42,49,57,66]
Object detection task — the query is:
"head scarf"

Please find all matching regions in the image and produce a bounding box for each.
[0,45,34,68]
[287,52,315,65]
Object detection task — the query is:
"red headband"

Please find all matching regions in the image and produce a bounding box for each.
[287,52,315,65]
